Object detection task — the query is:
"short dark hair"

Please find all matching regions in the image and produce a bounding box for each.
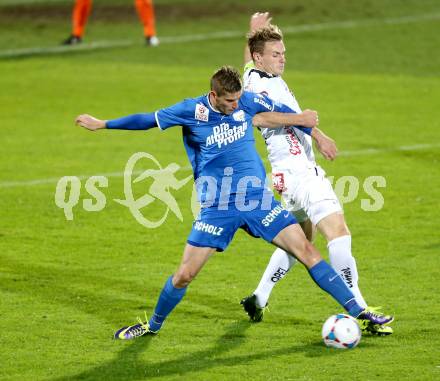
[210,65,242,96]
[247,25,283,57]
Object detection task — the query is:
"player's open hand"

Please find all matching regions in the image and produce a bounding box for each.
[75,114,106,131]
[300,109,319,128]
[250,12,272,32]
[314,130,338,160]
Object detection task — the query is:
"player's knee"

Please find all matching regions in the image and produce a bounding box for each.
[173,267,196,287]
[301,241,322,267]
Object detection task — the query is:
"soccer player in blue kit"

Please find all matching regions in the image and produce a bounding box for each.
[75,66,392,339]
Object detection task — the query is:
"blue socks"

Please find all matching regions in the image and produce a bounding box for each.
[308,260,364,317]
[148,275,187,332]
[148,261,364,333]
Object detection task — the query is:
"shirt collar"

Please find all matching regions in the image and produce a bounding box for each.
[206,94,222,114]
[250,68,278,78]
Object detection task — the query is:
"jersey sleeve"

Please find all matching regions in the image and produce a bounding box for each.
[155,99,193,130]
[269,101,312,135]
[243,92,312,135]
[106,113,157,130]
[240,91,276,116]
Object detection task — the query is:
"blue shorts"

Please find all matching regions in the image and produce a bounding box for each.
[187,198,297,252]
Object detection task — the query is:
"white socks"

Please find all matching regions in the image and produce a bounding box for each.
[253,235,368,309]
[328,235,367,308]
[253,248,297,307]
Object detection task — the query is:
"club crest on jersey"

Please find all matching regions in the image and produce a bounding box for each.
[195,103,209,122]
[272,172,287,194]
[232,110,245,122]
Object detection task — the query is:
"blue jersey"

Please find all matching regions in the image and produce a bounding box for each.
[155,91,282,207]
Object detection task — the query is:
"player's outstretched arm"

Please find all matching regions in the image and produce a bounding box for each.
[75,114,106,131]
[75,113,158,131]
[312,127,338,160]
[253,109,319,129]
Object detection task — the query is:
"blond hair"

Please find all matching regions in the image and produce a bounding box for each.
[247,25,283,57]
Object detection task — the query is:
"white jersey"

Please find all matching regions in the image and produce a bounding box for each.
[243,66,316,175]
[243,64,342,224]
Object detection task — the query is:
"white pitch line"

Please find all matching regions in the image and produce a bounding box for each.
[0,40,135,58]
[338,143,440,157]
[0,143,438,189]
[1,12,439,59]
[1,0,63,5]
[0,170,144,188]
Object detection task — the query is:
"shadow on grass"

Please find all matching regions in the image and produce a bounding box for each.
[4,255,377,380]
[1,256,150,322]
[1,255,236,326]
[49,320,352,381]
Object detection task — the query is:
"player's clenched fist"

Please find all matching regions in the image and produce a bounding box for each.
[301,109,319,128]
[75,114,106,131]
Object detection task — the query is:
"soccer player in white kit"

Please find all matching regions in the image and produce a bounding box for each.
[240,13,393,335]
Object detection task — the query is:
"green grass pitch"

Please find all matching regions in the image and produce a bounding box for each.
[1,0,440,380]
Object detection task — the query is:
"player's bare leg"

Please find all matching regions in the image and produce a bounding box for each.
[172,245,216,287]
[271,224,321,267]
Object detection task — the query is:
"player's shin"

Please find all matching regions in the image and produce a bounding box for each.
[328,235,368,308]
[148,275,187,332]
[308,260,364,317]
[254,248,296,307]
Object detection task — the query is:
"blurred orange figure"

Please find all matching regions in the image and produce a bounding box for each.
[63,0,159,46]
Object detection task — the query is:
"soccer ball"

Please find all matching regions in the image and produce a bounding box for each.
[322,314,361,349]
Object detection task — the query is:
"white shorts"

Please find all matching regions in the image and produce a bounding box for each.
[272,165,342,226]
